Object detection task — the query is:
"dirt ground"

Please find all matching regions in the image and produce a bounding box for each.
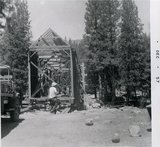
[1,106,151,147]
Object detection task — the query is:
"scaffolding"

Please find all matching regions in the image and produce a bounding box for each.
[28,28,84,110]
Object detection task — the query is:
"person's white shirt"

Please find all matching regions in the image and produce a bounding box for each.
[48,86,57,99]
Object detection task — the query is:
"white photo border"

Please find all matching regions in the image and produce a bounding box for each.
[151,0,160,146]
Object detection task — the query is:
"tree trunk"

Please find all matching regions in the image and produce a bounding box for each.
[104,72,109,104]
[126,87,130,106]
[94,87,97,99]
[149,88,151,98]
[99,73,102,100]
[134,87,137,98]
[104,83,108,104]
[111,83,116,105]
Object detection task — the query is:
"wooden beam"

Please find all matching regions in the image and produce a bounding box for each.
[39,55,52,59]
[30,61,54,82]
[28,52,31,99]
[30,51,37,58]
[62,48,70,57]
[32,81,48,97]
[30,46,70,51]
[30,61,63,91]
[70,49,74,98]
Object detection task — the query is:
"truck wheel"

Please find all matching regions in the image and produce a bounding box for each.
[10,100,20,122]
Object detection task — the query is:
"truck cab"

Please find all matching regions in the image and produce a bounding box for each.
[0,65,20,121]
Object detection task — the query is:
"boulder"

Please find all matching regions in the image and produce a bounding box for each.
[85,104,92,110]
[112,133,120,143]
[147,128,152,132]
[92,103,101,108]
[85,119,94,126]
[129,125,141,137]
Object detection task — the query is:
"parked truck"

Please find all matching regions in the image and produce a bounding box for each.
[0,65,20,121]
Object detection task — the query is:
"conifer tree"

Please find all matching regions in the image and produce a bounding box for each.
[0,0,5,28]
[6,0,31,95]
[84,0,120,103]
[141,33,150,97]
[119,0,145,104]
[0,0,15,63]
[84,0,101,98]
[98,0,120,103]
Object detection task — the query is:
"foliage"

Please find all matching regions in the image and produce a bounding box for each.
[84,0,120,103]
[0,0,14,63]
[0,0,5,28]
[2,0,31,94]
[119,0,148,104]
[140,33,150,96]
[0,0,15,30]
[84,0,150,105]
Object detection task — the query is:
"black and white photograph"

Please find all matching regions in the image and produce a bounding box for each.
[0,0,157,146]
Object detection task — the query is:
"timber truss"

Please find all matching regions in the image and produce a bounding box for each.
[28,28,74,100]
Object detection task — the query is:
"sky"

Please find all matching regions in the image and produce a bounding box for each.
[27,0,150,41]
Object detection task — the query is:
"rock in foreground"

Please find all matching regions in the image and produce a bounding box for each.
[85,119,94,126]
[112,133,120,143]
[129,125,141,137]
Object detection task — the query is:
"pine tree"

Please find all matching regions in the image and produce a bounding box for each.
[141,33,150,97]
[119,0,145,105]
[6,0,31,95]
[84,0,120,103]
[84,0,101,98]
[84,0,103,68]
[98,0,120,104]
[0,0,5,28]
[0,0,14,63]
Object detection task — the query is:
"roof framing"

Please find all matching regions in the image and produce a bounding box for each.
[28,28,73,99]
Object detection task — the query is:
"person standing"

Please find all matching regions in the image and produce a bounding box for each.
[48,82,59,114]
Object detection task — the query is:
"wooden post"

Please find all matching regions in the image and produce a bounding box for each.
[30,61,54,82]
[81,62,86,93]
[28,51,31,99]
[70,48,74,98]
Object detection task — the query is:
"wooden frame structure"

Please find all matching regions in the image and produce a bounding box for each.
[28,28,74,101]
[28,28,84,110]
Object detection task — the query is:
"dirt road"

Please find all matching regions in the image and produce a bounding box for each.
[1,107,151,147]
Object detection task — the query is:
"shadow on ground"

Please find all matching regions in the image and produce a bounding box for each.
[1,118,24,138]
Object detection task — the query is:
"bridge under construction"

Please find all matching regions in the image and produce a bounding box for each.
[28,28,84,110]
